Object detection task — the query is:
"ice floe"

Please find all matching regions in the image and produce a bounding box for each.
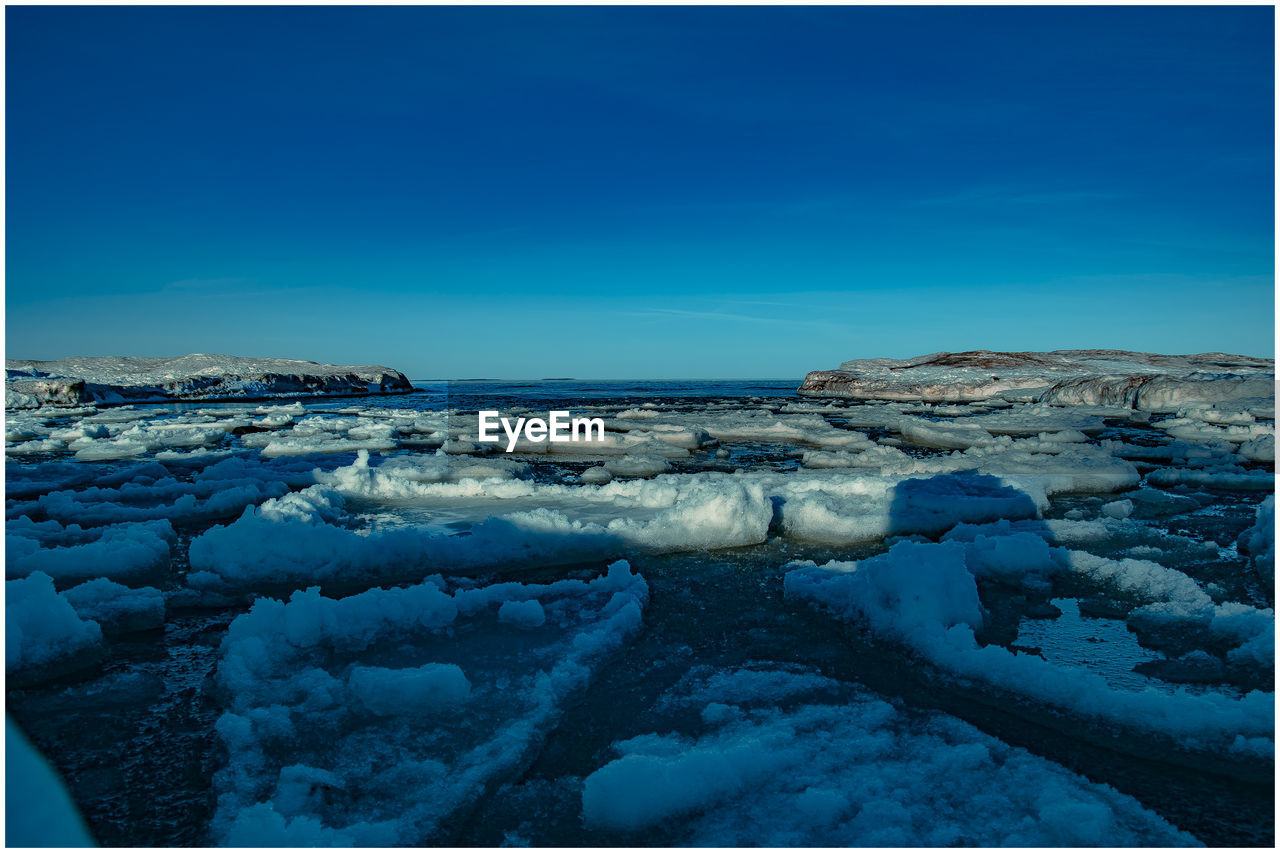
[785,538,1273,757]
[581,664,1197,845]
[212,560,647,845]
[6,517,174,582]
[6,572,104,680]
[3,375,1272,844]
[1240,495,1276,594]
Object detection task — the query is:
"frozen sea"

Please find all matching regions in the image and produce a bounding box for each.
[5,380,1274,846]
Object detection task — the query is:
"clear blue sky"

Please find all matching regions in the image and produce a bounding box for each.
[5,5,1274,378]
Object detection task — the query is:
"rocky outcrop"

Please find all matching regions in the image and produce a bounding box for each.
[5,378,89,409]
[6,354,414,408]
[798,350,1274,410]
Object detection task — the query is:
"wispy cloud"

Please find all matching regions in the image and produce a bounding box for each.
[161,277,255,293]
[158,278,334,297]
[906,187,1128,209]
[613,306,850,332]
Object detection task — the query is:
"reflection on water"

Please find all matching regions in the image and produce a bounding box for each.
[1014,597,1163,693]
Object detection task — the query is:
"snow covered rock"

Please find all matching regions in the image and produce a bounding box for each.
[6,354,413,407]
[5,377,88,409]
[799,350,1273,410]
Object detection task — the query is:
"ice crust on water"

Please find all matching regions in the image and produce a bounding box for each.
[784,539,1273,756]
[497,598,547,628]
[1102,498,1135,519]
[9,378,1265,487]
[4,455,331,540]
[5,570,166,681]
[7,408,249,460]
[940,515,1228,590]
[799,429,1142,501]
[62,578,166,635]
[6,572,104,676]
[327,448,529,489]
[3,380,1273,843]
[771,471,1042,544]
[603,454,672,478]
[579,465,613,485]
[184,470,976,591]
[188,472,772,591]
[1238,434,1274,462]
[580,665,1197,845]
[6,517,174,581]
[9,468,293,528]
[1145,467,1274,491]
[346,663,472,716]
[186,434,1151,593]
[612,409,874,449]
[6,404,448,460]
[213,560,647,845]
[1240,495,1276,592]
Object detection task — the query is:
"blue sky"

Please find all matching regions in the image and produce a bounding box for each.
[6,5,1274,378]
